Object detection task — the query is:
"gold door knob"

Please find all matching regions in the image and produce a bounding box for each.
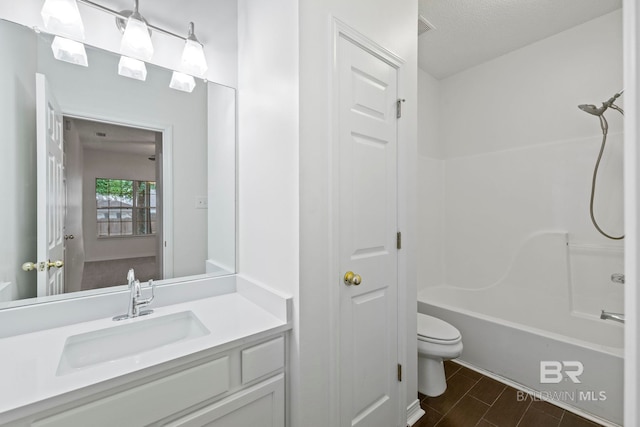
[344,271,362,286]
[22,260,64,272]
[46,260,64,270]
[22,262,38,272]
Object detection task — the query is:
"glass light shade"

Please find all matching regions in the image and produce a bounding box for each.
[51,36,88,67]
[41,0,85,40]
[120,17,153,61]
[169,72,196,93]
[118,56,147,81]
[181,40,208,78]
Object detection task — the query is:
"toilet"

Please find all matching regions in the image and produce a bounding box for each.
[417,313,463,397]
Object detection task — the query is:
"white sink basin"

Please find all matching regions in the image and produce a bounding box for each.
[57,311,210,375]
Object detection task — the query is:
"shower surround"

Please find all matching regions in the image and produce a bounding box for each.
[417,9,624,426]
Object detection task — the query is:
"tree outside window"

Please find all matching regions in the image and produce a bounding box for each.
[96,178,156,237]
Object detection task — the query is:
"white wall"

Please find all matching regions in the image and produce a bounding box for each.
[417,10,624,292]
[0,0,238,88]
[237,0,418,424]
[236,0,299,295]
[298,1,418,425]
[0,21,37,301]
[82,149,157,262]
[417,69,445,288]
[64,121,85,293]
[440,10,623,159]
[236,5,298,425]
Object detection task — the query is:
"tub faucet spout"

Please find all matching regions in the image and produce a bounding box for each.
[600,310,625,324]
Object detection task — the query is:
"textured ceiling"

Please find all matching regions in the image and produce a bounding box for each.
[418,0,622,79]
[70,118,157,155]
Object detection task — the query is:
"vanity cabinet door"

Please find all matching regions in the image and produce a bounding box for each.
[164,374,284,427]
[32,357,230,427]
[241,336,284,384]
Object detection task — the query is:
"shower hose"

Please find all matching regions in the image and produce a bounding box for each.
[590,110,624,240]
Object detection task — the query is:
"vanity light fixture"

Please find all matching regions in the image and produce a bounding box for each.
[51,36,89,66]
[118,0,154,62]
[181,22,208,78]
[118,56,147,81]
[169,71,196,93]
[41,0,85,40]
[41,0,88,67]
[39,0,208,91]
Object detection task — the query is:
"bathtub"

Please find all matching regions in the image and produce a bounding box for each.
[418,232,624,426]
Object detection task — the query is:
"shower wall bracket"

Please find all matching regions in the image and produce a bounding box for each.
[610,273,625,284]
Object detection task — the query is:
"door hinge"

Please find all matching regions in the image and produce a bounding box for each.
[397,232,402,250]
[396,98,405,119]
[397,364,402,382]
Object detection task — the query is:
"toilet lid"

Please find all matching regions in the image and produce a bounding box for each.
[417,313,461,341]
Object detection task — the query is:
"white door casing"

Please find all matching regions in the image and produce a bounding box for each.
[337,30,400,427]
[36,73,65,296]
[63,112,173,280]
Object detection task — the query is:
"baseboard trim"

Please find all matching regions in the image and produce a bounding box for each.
[406,398,425,426]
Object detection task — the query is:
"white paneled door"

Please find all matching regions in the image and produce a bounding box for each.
[36,73,65,297]
[337,33,399,427]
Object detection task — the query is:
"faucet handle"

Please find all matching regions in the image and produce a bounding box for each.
[139,279,155,305]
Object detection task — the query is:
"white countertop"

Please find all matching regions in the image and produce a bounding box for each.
[0,291,290,422]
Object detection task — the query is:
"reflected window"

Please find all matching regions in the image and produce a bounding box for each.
[96,178,156,237]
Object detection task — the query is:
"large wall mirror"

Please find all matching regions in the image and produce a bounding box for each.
[0,18,236,309]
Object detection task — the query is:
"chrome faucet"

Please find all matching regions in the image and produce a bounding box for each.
[600,310,625,324]
[127,268,136,288]
[113,269,155,321]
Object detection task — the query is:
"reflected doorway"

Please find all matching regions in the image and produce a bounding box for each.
[63,117,163,292]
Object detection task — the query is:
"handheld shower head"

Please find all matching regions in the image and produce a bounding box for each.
[578,90,624,116]
[578,104,604,116]
[578,89,625,240]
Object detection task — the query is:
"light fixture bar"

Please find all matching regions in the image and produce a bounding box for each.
[77,0,187,40]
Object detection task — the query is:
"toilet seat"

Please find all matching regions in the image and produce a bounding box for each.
[417,313,461,344]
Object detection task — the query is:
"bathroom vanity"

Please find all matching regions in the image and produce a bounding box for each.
[0,9,275,426]
[0,276,291,427]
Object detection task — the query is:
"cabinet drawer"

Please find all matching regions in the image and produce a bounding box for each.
[241,337,284,384]
[34,357,230,427]
[165,374,285,427]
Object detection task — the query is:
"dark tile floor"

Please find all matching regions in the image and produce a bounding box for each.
[414,361,605,427]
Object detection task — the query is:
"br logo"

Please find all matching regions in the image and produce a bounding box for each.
[540,361,584,384]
